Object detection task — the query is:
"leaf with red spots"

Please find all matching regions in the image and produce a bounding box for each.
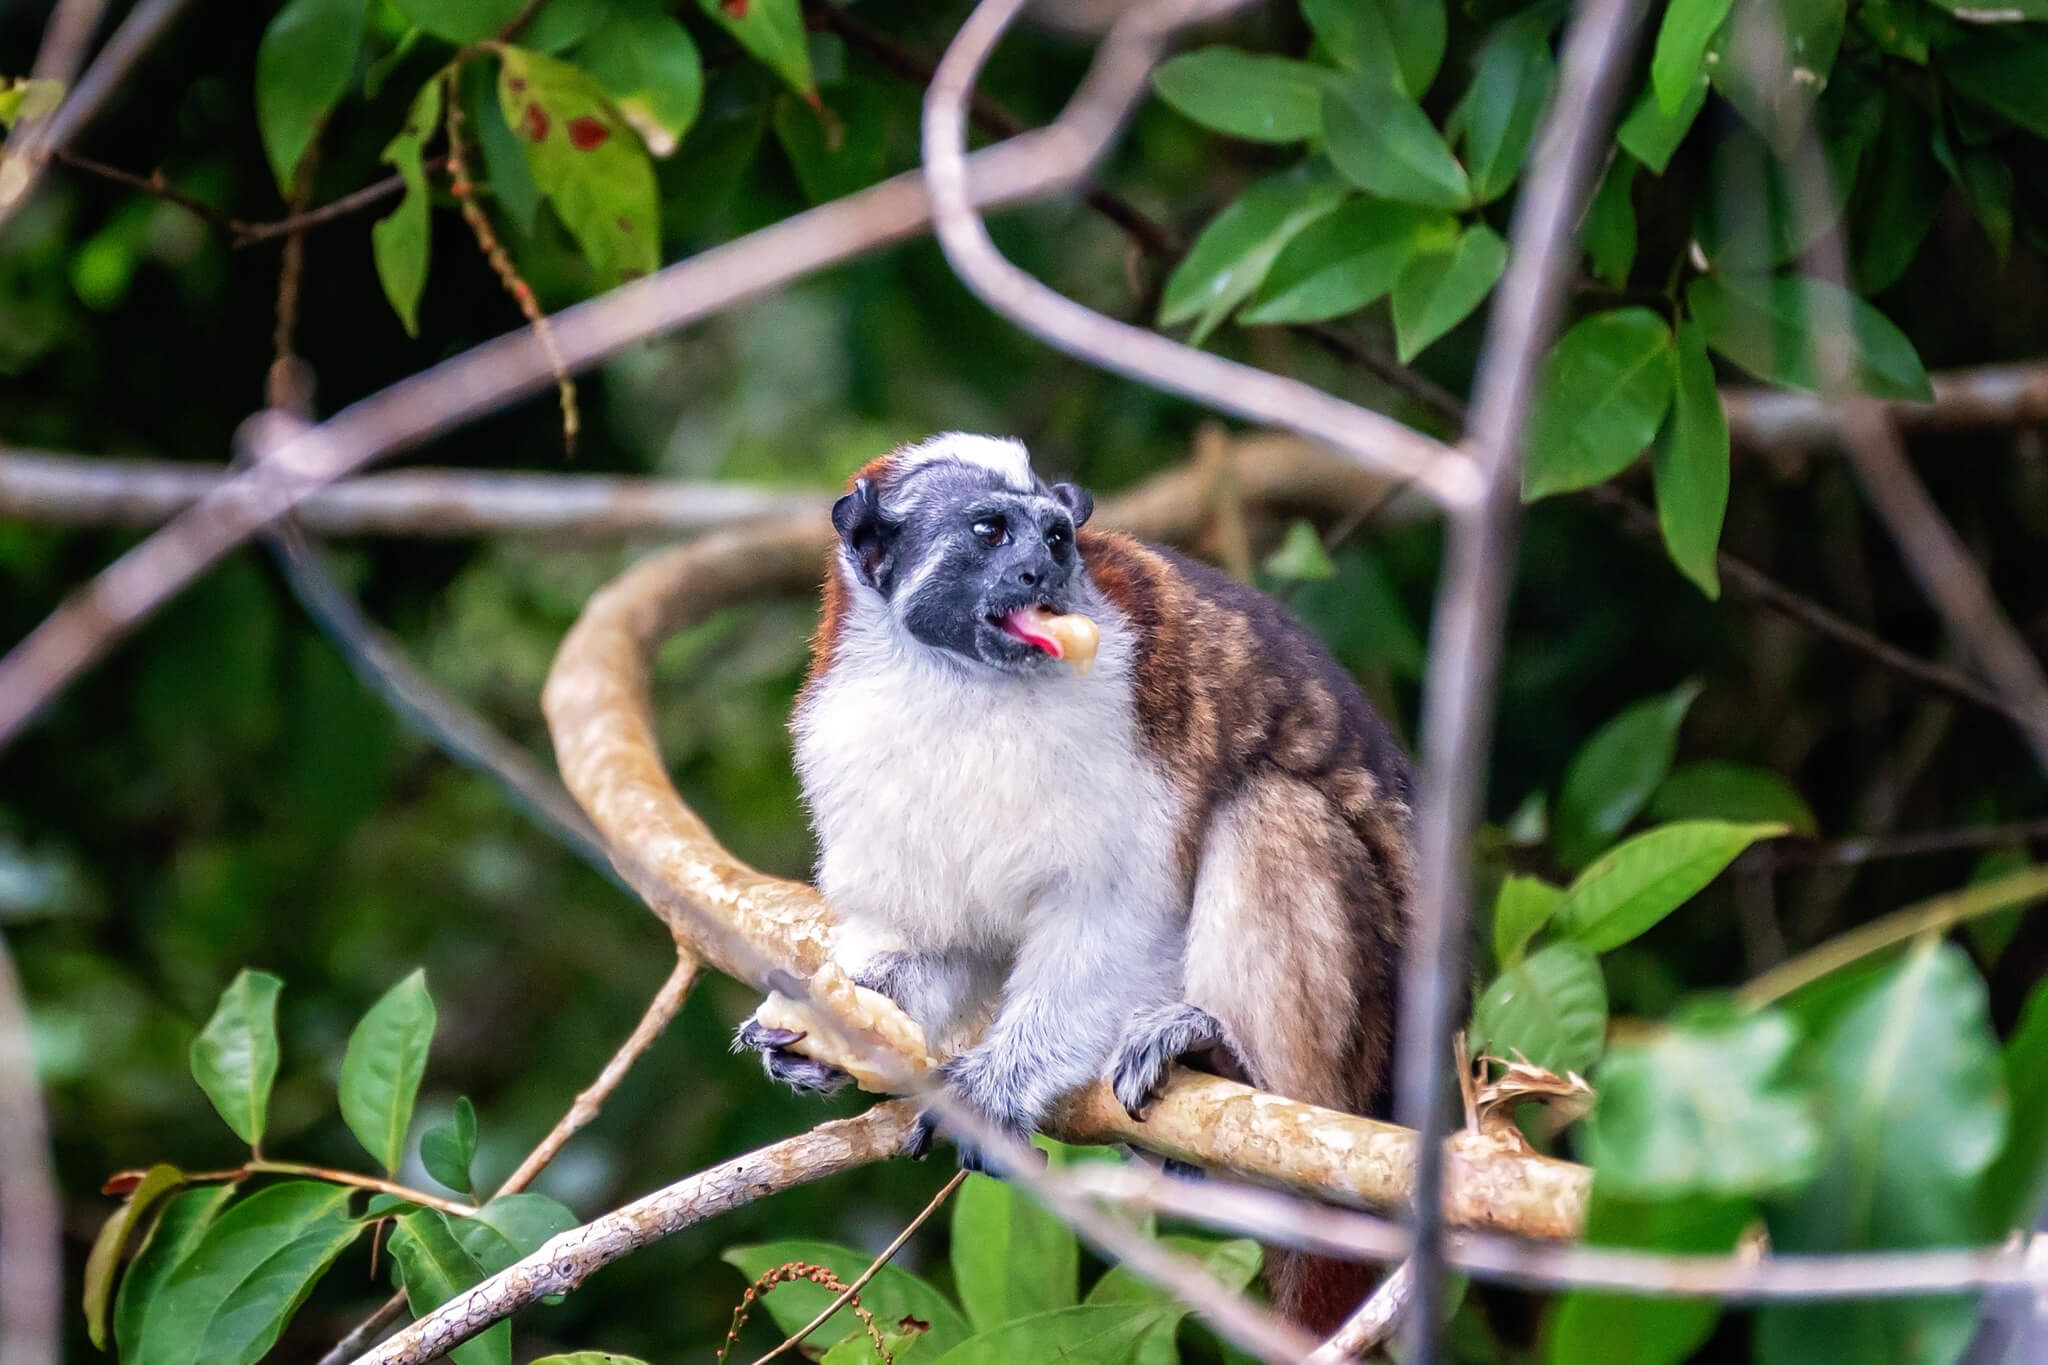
[697,0,813,99]
[569,0,703,158]
[495,46,660,283]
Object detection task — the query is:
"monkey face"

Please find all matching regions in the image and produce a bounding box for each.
[832,454,1095,676]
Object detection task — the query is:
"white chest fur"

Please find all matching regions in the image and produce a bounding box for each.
[793,599,1181,952]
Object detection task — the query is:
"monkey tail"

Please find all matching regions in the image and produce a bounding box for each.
[1267,1246,1383,1338]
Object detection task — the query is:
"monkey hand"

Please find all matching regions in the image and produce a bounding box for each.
[732,1013,856,1095]
[1109,1003,1254,1121]
[904,1048,1049,1177]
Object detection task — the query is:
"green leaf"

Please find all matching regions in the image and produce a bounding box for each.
[1652,0,1735,114]
[1942,31,2048,139]
[131,1181,353,1365]
[256,0,367,193]
[1390,224,1506,362]
[723,1241,972,1356]
[420,1096,477,1195]
[1303,0,1447,97]
[1157,166,1347,344]
[1242,197,1454,325]
[371,79,443,339]
[115,1185,239,1361]
[1705,0,1846,151]
[188,969,283,1149]
[0,77,64,128]
[1554,820,1786,952]
[1453,15,1555,203]
[521,0,613,53]
[1150,48,1330,142]
[1323,79,1471,210]
[1584,1006,1820,1197]
[772,84,890,206]
[1650,320,1730,598]
[1492,875,1564,967]
[1290,547,1429,678]
[1758,941,2004,1365]
[387,0,522,42]
[1523,308,1677,503]
[497,46,662,284]
[197,1215,363,1364]
[1933,124,2014,266]
[1693,123,1867,272]
[1616,76,1706,175]
[1262,520,1337,582]
[1688,274,1933,400]
[469,61,542,236]
[1544,711,1656,871]
[1581,154,1637,289]
[697,0,813,99]
[339,968,436,1175]
[1469,941,1608,1073]
[1087,1236,1262,1305]
[572,0,702,158]
[1979,976,2048,1233]
[952,1166,1079,1331]
[453,1192,580,1273]
[389,1210,510,1365]
[930,1304,1170,1365]
[84,1163,186,1349]
[1648,761,1817,835]
[1547,1192,1753,1365]
[530,1356,653,1365]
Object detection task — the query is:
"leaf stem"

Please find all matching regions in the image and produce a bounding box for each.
[246,1160,479,1217]
[1736,863,2048,1009]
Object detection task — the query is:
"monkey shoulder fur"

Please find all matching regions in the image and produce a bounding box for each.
[736,433,1423,1331]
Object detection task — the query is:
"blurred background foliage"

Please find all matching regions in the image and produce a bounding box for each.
[2,0,2047,1360]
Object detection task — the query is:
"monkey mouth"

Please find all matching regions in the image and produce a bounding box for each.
[993,604,1065,657]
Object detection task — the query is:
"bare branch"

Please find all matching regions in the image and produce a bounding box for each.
[1726,364,2048,452]
[0,929,59,1365]
[918,0,1480,508]
[1060,1161,2048,1301]
[1768,817,2048,867]
[1305,1260,1414,1365]
[1394,0,1646,1353]
[351,1104,920,1365]
[1836,403,2048,774]
[0,0,195,232]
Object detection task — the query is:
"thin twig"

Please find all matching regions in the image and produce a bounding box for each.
[745,1170,969,1365]
[1768,817,2048,867]
[1836,404,2048,775]
[245,1160,479,1217]
[0,0,195,232]
[1735,863,2048,1009]
[1393,0,1646,1356]
[1587,484,2011,718]
[1305,1259,1414,1364]
[0,930,60,1365]
[499,954,701,1193]
[48,146,245,235]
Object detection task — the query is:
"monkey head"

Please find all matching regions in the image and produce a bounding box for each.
[830,434,1095,675]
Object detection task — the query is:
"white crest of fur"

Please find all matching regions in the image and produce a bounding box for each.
[887,432,1034,498]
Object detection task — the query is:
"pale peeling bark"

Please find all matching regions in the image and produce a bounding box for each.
[355,1104,917,1365]
[540,437,1591,1241]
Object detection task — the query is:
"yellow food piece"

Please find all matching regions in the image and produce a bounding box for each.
[1040,611,1099,676]
[753,960,930,1093]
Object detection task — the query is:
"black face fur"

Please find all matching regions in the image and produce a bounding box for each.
[833,460,1095,674]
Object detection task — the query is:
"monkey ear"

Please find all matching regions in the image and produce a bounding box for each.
[1050,481,1094,528]
[831,478,897,588]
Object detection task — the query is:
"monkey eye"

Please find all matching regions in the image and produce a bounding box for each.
[1044,524,1070,552]
[971,516,1009,547]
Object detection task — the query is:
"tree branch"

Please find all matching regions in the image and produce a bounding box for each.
[351,1104,920,1365]
[0,930,59,1365]
[1305,1259,1413,1364]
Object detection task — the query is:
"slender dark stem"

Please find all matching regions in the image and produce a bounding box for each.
[1770,817,2048,867]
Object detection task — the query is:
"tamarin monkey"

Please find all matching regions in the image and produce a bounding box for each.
[737,433,1421,1330]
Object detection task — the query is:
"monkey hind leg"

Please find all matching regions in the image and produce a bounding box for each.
[1109,1001,1257,1121]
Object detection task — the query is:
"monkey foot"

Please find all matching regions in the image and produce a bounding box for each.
[1109,1003,1252,1121]
[733,1016,853,1095]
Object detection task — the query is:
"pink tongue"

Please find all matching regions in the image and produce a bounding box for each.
[999,608,1063,658]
